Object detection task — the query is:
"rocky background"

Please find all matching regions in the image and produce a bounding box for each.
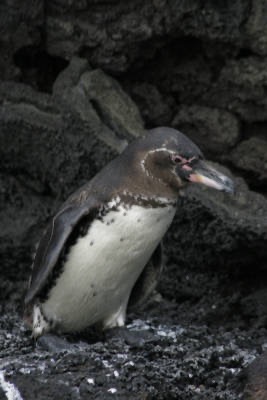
[1,0,267,399]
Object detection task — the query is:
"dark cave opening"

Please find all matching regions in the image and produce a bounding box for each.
[13,45,69,93]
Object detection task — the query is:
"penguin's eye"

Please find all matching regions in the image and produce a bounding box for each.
[171,154,186,165]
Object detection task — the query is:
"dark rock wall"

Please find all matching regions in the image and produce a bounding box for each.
[1,1,267,399]
[2,1,266,189]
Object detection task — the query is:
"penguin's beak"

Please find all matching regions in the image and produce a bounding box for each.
[188,160,234,193]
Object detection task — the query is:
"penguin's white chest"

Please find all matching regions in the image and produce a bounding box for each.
[42,203,176,332]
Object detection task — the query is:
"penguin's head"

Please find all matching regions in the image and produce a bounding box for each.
[132,127,234,194]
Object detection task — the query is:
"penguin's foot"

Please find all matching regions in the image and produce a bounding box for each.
[104,326,155,348]
[36,333,87,352]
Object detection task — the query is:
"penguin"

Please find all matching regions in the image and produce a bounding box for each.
[24,127,234,339]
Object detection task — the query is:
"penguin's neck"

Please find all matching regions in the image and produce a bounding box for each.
[107,190,177,211]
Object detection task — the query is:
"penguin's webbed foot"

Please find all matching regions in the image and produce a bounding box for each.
[36,333,83,352]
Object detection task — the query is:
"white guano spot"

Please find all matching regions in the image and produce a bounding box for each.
[108,388,117,394]
[0,371,23,400]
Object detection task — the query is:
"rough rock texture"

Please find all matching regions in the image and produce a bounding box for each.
[243,351,267,400]
[172,105,240,156]
[230,137,267,185]
[1,1,267,399]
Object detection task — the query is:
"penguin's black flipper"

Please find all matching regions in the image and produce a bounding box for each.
[25,196,100,305]
[128,243,163,311]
